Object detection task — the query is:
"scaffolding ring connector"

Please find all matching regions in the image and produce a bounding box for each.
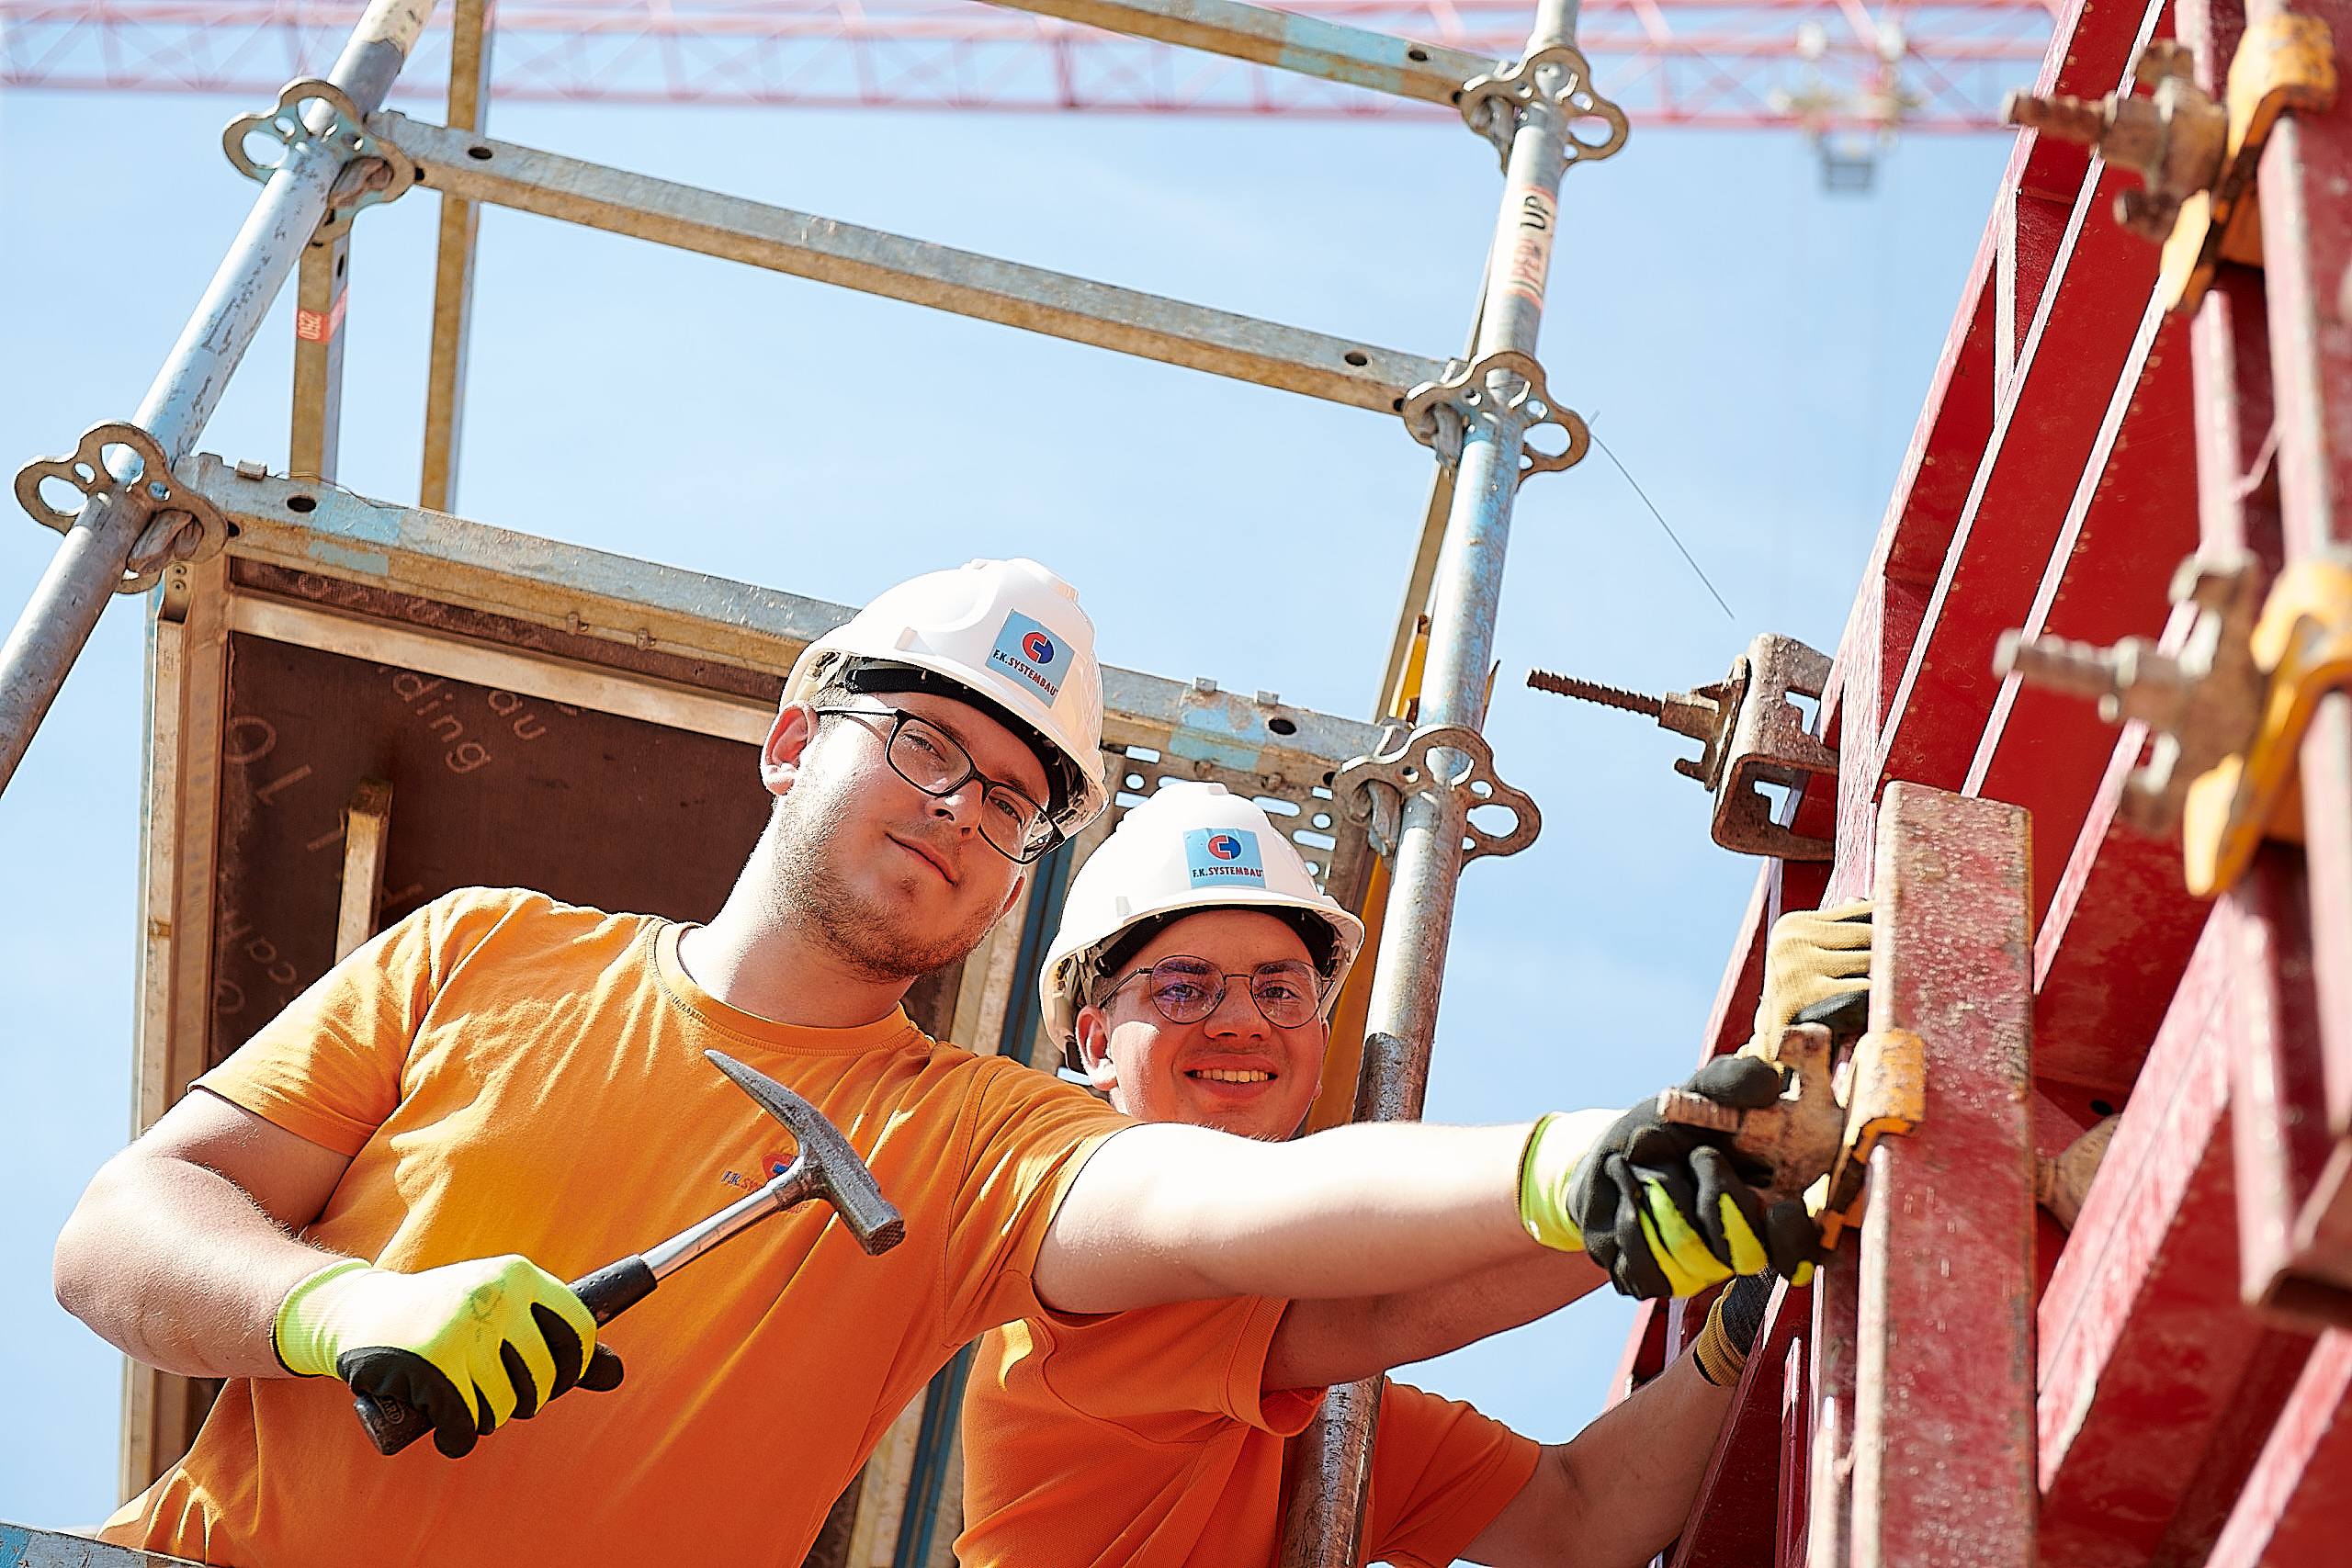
[1332,722,1542,865]
[15,423,232,596]
[223,79,416,216]
[1458,43,1630,170]
[1400,350,1590,479]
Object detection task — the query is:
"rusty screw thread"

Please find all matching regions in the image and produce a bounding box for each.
[2001,88,2109,148]
[1527,668,1664,718]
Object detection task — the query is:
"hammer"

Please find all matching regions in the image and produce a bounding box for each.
[356,1049,905,1455]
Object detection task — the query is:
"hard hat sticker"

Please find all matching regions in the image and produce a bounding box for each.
[989,611,1063,706]
[1183,829,1265,887]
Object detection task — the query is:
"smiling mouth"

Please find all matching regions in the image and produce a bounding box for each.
[1188,1067,1273,1084]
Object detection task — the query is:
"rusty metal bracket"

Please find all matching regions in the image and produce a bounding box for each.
[14,423,232,594]
[1332,722,1541,865]
[2160,14,2339,311]
[1457,43,1630,170]
[2178,555,2352,895]
[1812,1027,1928,1252]
[1530,632,1838,860]
[1399,349,1589,477]
[223,79,417,216]
[1996,550,2270,845]
[2004,21,2337,312]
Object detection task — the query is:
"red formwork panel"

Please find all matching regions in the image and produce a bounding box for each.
[1626,0,2352,1549]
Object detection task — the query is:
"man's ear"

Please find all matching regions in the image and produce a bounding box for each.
[761,703,820,799]
[996,874,1028,921]
[1074,1008,1119,1093]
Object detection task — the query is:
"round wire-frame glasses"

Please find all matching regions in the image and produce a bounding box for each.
[812,705,1059,863]
[1098,955,1327,1030]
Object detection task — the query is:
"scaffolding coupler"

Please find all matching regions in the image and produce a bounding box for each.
[1333,722,1541,864]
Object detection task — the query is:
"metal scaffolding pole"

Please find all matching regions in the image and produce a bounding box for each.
[1279,0,1606,1560]
[0,0,437,795]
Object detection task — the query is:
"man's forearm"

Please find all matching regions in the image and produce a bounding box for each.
[1266,1247,1605,1390]
[53,1151,345,1379]
[1037,1120,1539,1314]
[1464,1351,1736,1568]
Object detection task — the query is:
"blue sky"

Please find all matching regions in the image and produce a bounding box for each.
[0,71,2009,1528]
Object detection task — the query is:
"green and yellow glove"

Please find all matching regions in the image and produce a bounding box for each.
[1747,900,1872,1056]
[1519,1056,1798,1299]
[276,1255,614,1459]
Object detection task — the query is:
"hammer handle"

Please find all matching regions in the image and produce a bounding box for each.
[353,1258,654,1455]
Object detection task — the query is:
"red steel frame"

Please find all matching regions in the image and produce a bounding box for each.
[1604,0,2352,1557]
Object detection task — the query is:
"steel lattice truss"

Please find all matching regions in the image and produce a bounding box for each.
[0,0,2054,131]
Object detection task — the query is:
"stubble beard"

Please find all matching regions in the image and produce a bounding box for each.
[767,773,1005,984]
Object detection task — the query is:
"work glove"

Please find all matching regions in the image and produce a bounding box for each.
[1745,900,1872,1056]
[1519,1056,1819,1300]
[275,1255,618,1459]
[1691,1271,1777,1387]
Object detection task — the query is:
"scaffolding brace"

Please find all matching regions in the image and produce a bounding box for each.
[0,0,1623,1554]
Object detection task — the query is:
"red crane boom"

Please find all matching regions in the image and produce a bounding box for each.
[0,0,2053,131]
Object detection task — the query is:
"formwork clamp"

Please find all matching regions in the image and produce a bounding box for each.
[2178,555,2352,895]
[1332,722,1541,865]
[2003,19,2336,313]
[1810,1028,1928,1253]
[223,79,418,219]
[14,423,232,595]
[1998,550,2352,896]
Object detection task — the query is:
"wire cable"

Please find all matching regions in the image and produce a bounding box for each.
[1587,419,1736,621]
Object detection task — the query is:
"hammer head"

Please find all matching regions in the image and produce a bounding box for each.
[706,1050,906,1255]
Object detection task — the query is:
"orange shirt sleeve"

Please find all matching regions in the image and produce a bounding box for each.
[1362,1380,1544,1568]
[196,888,526,1155]
[1031,1293,1321,1436]
[938,1060,1133,1341]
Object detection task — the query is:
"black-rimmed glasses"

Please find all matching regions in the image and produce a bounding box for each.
[811,705,1060,864]
[1098,955,1326,1030]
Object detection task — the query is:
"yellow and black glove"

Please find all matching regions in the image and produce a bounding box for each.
[1747,900,1872,1055]
[276,1255,617,1459]
[1691,1271,1777,1387]
[1519,1056,1807,1299]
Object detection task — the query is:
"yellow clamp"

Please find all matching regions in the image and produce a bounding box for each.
[2163,13,2338,312]
[2182,557,2352,896]
[1807,1028,1927,1254]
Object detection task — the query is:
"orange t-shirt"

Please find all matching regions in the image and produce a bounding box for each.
[102,887,1129,1567]
[958,1302,1541,1568]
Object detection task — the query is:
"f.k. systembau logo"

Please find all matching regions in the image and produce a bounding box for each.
[989,611,1063,705]
[1182,828,1265,887]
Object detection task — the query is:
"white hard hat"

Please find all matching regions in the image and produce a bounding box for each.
[783,558,1108,834]
[1040,781,1367,1053]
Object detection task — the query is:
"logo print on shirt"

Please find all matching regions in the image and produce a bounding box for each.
[1182,828,1265,887]
[720,1150,796,1190]
[989,611,1064,706]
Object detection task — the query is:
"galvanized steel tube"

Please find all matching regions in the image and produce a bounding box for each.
[1276,0,1582,1561]
[0,0,435,794]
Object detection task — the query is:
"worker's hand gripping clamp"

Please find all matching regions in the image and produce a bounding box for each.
[1656,994,1928,1256]
[355,1051,903,1456]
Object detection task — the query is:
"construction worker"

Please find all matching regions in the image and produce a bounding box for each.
[957,784,1863,1568]
[52,558,1815,1567]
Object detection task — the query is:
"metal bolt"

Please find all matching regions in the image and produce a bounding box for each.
[1526,667,1664,718]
